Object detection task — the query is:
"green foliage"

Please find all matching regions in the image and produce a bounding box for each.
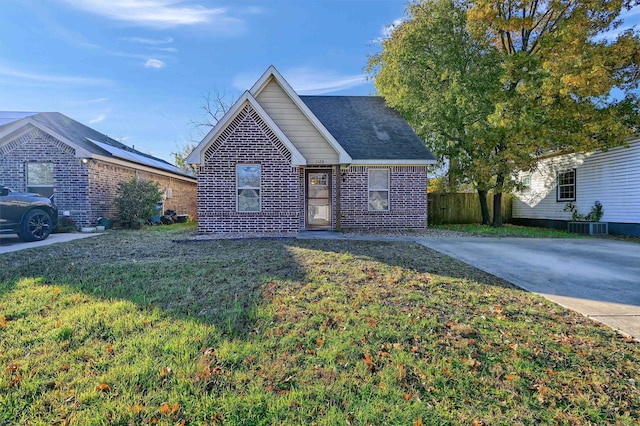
[564,201,605,222]
[172,143,197,175]
[114,178,163,228]
[368,0,640,226]
[368,0,502,194]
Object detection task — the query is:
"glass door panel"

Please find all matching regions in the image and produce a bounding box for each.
[306,171,332,228]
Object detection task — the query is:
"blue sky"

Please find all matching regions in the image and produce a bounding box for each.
[1,1,639,163]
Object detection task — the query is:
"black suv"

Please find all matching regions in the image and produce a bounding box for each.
[0,185,58,241]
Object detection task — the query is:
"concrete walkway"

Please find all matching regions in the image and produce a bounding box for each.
[0,232,103,254]
[298,232,640,340]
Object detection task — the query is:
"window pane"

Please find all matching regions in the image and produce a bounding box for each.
[237,165,261,188]
[308,172,329,198]
[369,170,389,190]
[237,164,261,212]
[558,170,576,201]
[369,190,389,211]
[27,163,54,185]
[238,189,260,211]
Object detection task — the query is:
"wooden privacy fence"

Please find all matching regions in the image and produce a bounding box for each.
[427,192,512,225]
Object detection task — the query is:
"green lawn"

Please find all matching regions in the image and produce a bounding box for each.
[434,223,640,243]
[1,224,638,425]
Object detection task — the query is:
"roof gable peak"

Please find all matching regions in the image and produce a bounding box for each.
[249,66,352,164]
[186,91,306,166]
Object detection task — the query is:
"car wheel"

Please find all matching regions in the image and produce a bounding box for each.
[19,209,53,242]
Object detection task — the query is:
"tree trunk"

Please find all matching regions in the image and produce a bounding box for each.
[477,189,491,225]
[492,192,503,227]
[492,173,505,227]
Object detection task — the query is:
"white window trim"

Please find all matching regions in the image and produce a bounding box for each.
[368,168,390,212]
[236,164,261,212]
[557,169,576,202]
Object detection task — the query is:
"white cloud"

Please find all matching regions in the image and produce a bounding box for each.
[372,17,405,44]
[233,67,368,95]
[58,0,239,28]
[0,65,112,87]
[151,47,178,52]
[121,36,174,45]
[65,97,110,105]
[144,59,166,69]
[89,114,107,124]
[382,18,405,39]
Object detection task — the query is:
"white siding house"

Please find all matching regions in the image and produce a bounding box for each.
[513,138,640,236]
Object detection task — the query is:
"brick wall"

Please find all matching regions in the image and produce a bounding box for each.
[87,162,197,226]
[1,126,197,227]
[339,165,428,230]
[0,127,92,225]
[197,104,300,233]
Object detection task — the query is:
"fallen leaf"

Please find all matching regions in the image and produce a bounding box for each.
[363,353,375,371]
[59,364,70,371]
[404,393,411,400]
[95,383,111,392]
[9,374,21,388]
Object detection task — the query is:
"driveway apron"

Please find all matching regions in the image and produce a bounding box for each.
[415,237,640,340]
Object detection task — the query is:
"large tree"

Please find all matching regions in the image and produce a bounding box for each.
[369,0,640,226]
[367,0,503,224]
[469,0,640,225]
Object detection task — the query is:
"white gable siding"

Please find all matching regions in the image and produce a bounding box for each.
[255,79,339,164]
[514,139,640,224]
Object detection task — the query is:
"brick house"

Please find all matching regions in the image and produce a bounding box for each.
[187,66,436,234]
[0,112,197,227]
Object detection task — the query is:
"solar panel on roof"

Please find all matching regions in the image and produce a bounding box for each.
[88,139,189,176]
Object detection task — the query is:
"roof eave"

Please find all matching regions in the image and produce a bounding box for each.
[349,159,437,165]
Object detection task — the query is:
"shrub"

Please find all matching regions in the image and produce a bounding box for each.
[563,201,604,222]
[114,178,163,228]
[54,216,77,233]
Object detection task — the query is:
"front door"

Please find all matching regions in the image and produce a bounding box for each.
[305,170,332,229]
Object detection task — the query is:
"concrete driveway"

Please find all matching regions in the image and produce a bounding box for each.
[416,237,640,340]
[0,232,102,254]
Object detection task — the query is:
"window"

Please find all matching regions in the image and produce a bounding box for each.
[557,169,576,201]
[237,164,261,212]
[368,169,389,211]
[521,175,531,187]
[26,162,54,198]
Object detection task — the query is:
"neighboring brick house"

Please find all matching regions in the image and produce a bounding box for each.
[0,112,196,227]
[187,66,436,234]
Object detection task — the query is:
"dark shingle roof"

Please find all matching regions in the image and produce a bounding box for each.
[0,112,192,178]
[300,96,435,162]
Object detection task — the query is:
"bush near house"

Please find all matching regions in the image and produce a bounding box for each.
[114,178,163,228]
